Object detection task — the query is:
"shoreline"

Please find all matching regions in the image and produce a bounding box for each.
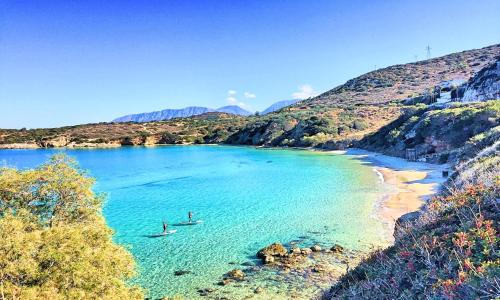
[335,148,449,241]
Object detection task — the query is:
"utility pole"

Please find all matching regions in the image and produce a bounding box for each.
[426,45,431,60]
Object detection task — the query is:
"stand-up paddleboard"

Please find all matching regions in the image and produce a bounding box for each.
[173,220,203,226]
[147,229,177,238]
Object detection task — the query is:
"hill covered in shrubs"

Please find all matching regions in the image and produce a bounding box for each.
[326,143,499,299]
[1,44,499,151]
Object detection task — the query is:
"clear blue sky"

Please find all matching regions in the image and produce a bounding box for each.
[1,0,499,128]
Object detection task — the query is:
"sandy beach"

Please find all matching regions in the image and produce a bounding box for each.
[339,149,449,239]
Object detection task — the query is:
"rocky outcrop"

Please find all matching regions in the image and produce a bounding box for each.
[462,58,500,102]
[394,211,421,238]
[257,243,288,263]
[40,136,69,147]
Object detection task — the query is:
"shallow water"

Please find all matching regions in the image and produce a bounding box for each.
[0,145,388,298]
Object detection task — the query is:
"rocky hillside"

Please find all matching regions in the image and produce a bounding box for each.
[308,44,499,107]
[223,45,500,149]
[0,113,249,148]
[357,101,499,163]
[225,104,401,148]
[462,58,500,102]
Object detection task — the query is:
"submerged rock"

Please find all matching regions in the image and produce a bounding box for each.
[174,270,191,276]
[197,288,215,296]
[225,269,245,281]
[218,279,231,286]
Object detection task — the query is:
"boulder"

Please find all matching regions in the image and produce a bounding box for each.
[300,248,312,255]
[254,287,264,294]
[291,247,301,254]
[311,244,322,252]
[257,243,288,258]
[330,244,344,253]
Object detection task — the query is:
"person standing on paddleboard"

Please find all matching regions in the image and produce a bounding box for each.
[163,221,167,234]
[188,211,193,223]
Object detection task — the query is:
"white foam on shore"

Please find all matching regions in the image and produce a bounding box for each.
[373,167,385,183]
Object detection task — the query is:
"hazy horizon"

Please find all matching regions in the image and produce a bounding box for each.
[1,0,499,128]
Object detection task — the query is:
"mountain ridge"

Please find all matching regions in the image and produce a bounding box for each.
[113,105,252,122]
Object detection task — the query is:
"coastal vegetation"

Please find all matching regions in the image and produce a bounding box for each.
[327,161,499,299]
[358,100,500,163]
[0,155,142,299]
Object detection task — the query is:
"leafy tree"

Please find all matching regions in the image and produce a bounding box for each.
[0,154,143,299]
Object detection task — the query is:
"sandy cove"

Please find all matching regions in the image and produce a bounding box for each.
[338,149,449,240]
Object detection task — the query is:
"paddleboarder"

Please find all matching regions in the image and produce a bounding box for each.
[188,211,193,223]
[163,221,167,234]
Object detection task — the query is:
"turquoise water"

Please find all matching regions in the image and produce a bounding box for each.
[0,145,388,298]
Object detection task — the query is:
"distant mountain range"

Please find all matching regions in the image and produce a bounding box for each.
[216,105,253,116]
[261,99,300,115]
[112,100,300,122]
[113,105,251,123]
